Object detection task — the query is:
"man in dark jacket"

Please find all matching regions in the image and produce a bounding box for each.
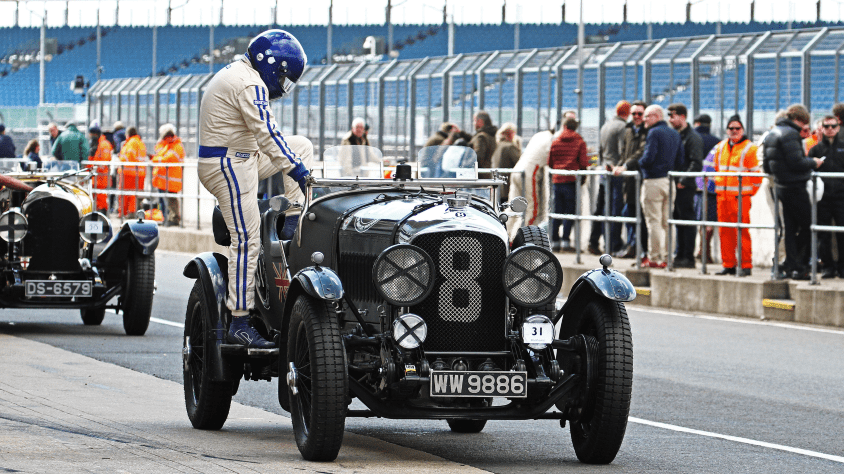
[0,125,15,158]
[668,103,703,268]
[763,104,824,279]
[470,111,498,170]
[613,101,649,258]
[616,105,684,267]
[808,115,844,278]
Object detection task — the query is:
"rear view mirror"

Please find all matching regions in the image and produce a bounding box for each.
[270,195,291,212]
[508,196,528,213]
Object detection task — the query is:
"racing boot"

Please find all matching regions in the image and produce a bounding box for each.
[227,316,276,348]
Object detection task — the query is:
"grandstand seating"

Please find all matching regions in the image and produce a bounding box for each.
[1,20,843,107]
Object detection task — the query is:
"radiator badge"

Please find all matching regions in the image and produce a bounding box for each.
[354,216,380,233]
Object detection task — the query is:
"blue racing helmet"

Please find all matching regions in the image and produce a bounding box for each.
[245,29,307,100]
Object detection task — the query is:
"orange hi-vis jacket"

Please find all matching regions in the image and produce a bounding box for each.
[89,135,113,188]
[713,138,762,197]
[152,136,185,193]
[119,135,147,186]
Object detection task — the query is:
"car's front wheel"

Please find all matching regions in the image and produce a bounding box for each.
[122,254,155,336]
[560,298,632,464]
[287,294,347,461]
[184,280,233,430]
[80,307,105,325]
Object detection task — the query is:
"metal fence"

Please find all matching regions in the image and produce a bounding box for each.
[87,25,844,159]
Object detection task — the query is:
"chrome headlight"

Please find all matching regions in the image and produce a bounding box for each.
[373,244,434,306]
[0,210,27,243]
[393,313,427,349]
[79,212,112,244]
[502,245,563,307]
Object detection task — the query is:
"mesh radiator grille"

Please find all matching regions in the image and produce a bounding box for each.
[410,230,507,353]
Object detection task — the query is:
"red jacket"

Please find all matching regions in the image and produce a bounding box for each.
[548,129,589,183]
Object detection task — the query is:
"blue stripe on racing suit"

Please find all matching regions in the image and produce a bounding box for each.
[257,86,298,167]
[220,158,242,310]
[225,157,249,308]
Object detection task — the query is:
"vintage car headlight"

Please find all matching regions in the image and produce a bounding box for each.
[502,245,563,307]
[372,244,434,306]
[392,313,427,349]
[522,314,555,350]
[0,210,27,243]
[79,212,112,244]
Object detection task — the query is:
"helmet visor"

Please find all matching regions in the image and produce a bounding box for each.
[279,76,297,95]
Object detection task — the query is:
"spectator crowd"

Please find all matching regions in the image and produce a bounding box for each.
[422,100,844,281]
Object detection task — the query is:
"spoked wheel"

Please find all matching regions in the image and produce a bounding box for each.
[286,294,347,461]
[122,253,155,335]
[184,280,233,430]
[558,298,633,464]
[80,307,105,325]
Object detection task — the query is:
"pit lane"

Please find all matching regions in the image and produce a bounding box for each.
[1,250,842,473]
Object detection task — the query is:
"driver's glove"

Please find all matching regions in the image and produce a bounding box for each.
[287,160,310,195]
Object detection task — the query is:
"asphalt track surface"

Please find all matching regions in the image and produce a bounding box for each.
[2,251,843,473]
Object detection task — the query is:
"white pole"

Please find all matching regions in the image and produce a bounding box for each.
[577,0,584,119]
[40,8,45,105]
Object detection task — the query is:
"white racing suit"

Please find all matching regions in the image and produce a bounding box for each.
[197,59,313,316]
[507,130,553,240]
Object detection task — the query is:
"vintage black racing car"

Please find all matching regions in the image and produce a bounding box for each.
[0,160,158,335]
[182,146,635,464]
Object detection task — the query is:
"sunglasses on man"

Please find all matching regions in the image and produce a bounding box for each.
[823,124,840,129]
[727,126,742,131]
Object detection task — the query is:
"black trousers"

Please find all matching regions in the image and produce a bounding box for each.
[818,198,844,272]
[776,183,812,272]
[673,186,697,261]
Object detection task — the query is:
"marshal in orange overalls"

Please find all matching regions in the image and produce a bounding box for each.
[151,135,185,225]
[118,134,147,215]
[88,134,112,212]
[713,138,763,270]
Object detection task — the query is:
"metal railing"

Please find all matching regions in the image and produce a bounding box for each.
[547,168,643,267]
[668,170,777,276]
[809,172,844,284]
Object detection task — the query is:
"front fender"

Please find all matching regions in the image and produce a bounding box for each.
[554,268,636,324]
[293,266,344,301]
[183,252,240,383]
[96,220,160,264]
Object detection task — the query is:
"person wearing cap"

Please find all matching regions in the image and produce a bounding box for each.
[112,121,126,153]
[713,115,762,276]
[0,125,15,158]
[117,127,148,216]
[152,123,185,226]
[51,122,89,162]
[88,126,113,212]
[667,103,703,269]
[589,100,630,255]
[694,114,720,263]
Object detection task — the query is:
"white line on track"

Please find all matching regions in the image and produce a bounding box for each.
[632,307,844,335]
[106,310,185,328]
[150,317,184,328]
[629,417,844,464]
